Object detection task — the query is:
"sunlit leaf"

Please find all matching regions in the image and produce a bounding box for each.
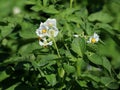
[71,38,86,57]
[45,74,57,86]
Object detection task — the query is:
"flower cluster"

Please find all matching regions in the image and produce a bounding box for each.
[36,19,59,46]
[74,32,100,44]
[36,18,100,47]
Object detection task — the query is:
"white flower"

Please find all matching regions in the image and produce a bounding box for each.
[36,23,48,38]
[44,18,56,27]
[73,34,79,37]
[47,26,59,37]
[36,18,59,47]
[13,7,21,15]
[87,33,99,43]
[39,38,52,46]
[44,18,59,38]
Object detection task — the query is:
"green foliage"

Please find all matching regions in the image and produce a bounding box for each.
[88,11,114,23]
[0,0,120,90]
[71,38,86,57]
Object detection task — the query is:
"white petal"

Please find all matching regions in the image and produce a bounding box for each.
[47,27,59,37]
[87,37,92,43]
[87,41,90,43]
[36,28,40,34]
[93,33,99,38]
[95,37,99,42]
[36,23,48,38]
[40,23,48,30]
[93,33,99,42]
[39,41,44,46]
[73,35,79,37]
[36,29,47,38]
[39,22,44,27]
[39,38,52,46]
[48,41,53,46]
[44,18,56,27]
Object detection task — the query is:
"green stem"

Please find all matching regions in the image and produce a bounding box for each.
[70,0,73,8]
[74,0,76,6]
[52,37,61,58]
[76,58,81,76]
[52,37,61,71]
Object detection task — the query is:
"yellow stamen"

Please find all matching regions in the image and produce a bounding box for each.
[42,29,47,33]
[91,38,96,43]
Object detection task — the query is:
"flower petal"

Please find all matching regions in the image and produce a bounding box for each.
[36,23,48,38]
[73,34,79,37]
[44,18,56,27]
[47,26,59,37]
[39,38,53,46]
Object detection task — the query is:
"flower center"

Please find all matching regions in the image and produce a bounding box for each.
[42,29,47,33]
[49,30,55,36]
[91,38,96,43]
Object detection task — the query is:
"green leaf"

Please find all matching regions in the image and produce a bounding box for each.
[88,11,114,23]
[66,15,83,24]
[71,38,86,57]
[43,0,48,6]
[0,24,14,37]
[0,71,9,81]
[81,73,100,82]
[101,77,119,89]
[76,80,87,87]
[45,74,57,86]
[18,42,40,55]
[61,7,80,17]
[7,83,36,90]
[65,51,77,62]
[95,23,114,34]
[63,63,75,74]
[58,67,65,78]
[117,73,120,79]
[6,83,20,90]
[19,22,37,39]
[37,54,58,66]
[40,54,58,61]
[42,5,59,14]
[0,0,13,17]
[31,4,42,12]
[63,22,73,36]
[102,57,111,74]
[86,52,102,65]
[25,0,36,5]
[86,52,112,73]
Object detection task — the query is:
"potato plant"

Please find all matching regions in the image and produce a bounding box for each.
[0,0,120,90]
